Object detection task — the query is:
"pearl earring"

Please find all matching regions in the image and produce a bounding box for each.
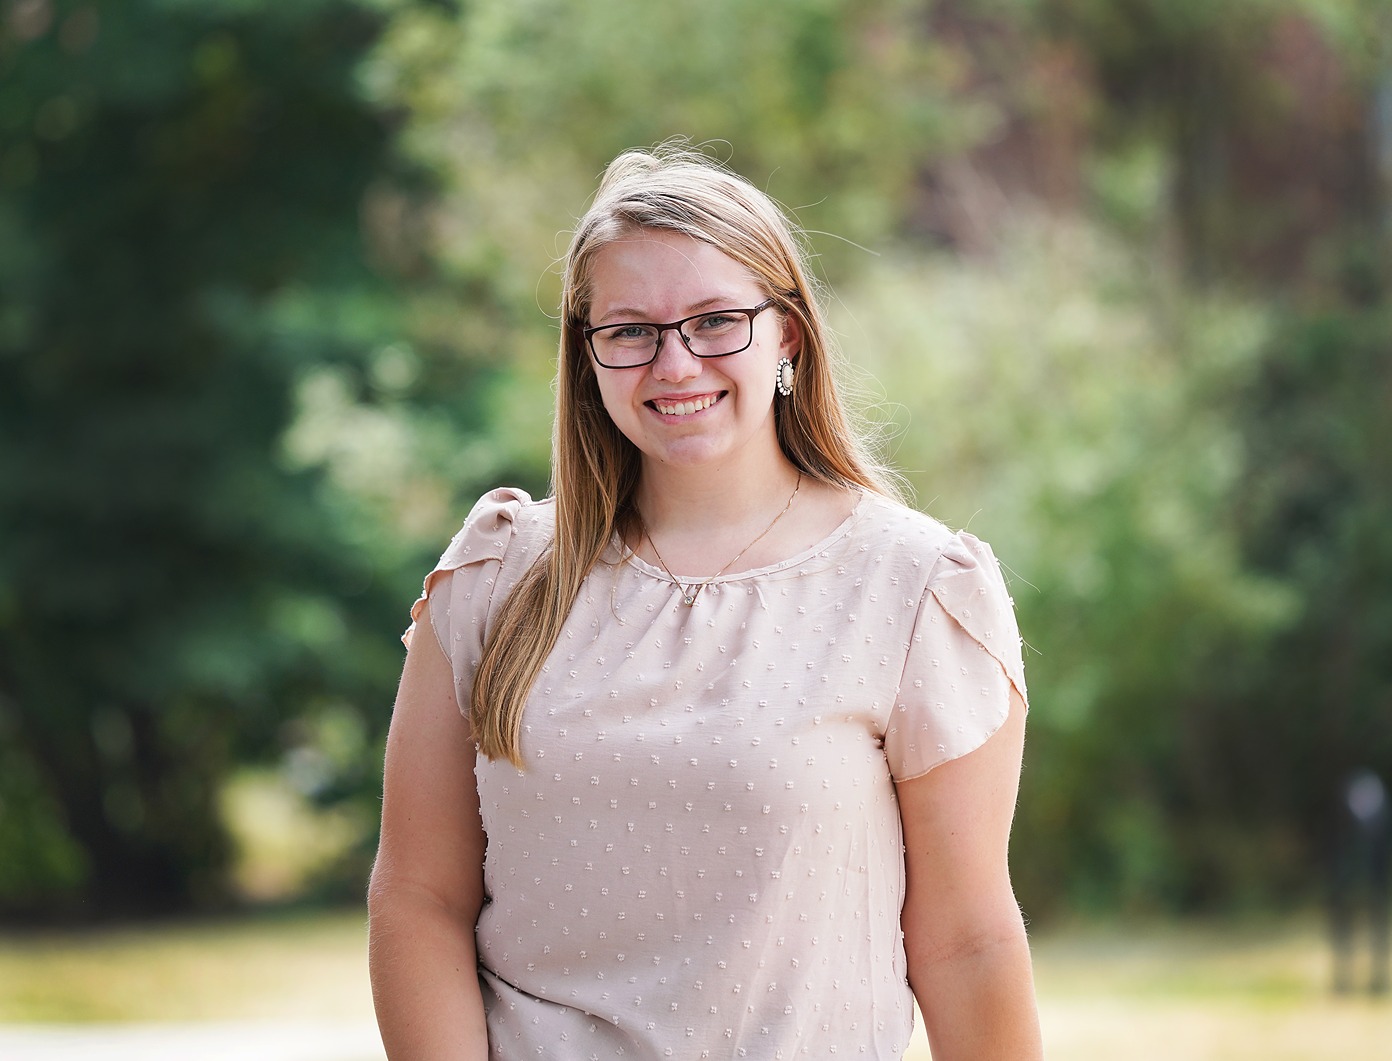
[775,357,795,397]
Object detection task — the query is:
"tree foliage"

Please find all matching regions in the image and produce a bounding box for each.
[0,0,416,917]
[839,217,1301,909]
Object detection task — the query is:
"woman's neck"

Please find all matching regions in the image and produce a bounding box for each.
[633,455,803,539]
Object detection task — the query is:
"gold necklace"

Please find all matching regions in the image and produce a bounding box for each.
[639,472,803,607]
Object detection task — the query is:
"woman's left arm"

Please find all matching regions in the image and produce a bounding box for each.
[896,687,1043,1060]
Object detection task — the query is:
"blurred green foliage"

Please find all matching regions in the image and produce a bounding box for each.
[839,222,1299,909]
[0,0,1388,920]
[0,0,431,916]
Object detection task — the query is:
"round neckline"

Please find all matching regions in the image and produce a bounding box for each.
[617,489,870,586]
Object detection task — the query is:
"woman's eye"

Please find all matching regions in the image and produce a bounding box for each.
[695,313,739,331]
[612,325,656,342]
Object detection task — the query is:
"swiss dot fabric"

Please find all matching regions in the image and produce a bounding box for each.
[404,487,1027,1060]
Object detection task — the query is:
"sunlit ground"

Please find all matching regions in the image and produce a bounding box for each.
[1029,919,1391,1060]
[0,909,1388,1059]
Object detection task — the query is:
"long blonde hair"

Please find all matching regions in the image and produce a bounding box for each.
[471,144,904,765]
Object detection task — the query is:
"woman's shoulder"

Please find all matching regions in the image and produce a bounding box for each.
[852,492,1011,592]
[856,493,1027,711]
[852,492,959,560]
[405,488,554,649]
[435,486,555,573]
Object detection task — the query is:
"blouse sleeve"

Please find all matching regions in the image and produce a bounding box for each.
[884,531,1028,782]
[402,487,533,713]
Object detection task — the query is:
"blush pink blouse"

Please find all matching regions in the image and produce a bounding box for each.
[406,488,1027,1060]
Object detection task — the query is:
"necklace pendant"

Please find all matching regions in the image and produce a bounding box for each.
[639,471,801,616]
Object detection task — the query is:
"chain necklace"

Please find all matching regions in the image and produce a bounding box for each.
[639,472,803,607]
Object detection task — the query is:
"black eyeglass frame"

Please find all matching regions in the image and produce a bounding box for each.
[582,298,779,369]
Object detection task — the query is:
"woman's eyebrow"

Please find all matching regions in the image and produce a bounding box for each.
[594,294,749,324]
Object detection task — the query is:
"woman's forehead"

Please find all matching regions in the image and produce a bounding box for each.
[586,232,762,320]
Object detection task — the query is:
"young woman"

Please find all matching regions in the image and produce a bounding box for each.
[368,145,1042,1060]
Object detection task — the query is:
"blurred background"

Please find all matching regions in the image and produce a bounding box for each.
[1,0,1390,1056]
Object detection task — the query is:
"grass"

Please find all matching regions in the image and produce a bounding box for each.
[0,908,372,1024]
[0,909,1388,1059]
[1024,917,1392,1061]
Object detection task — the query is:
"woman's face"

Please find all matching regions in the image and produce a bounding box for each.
[584,230,800,476]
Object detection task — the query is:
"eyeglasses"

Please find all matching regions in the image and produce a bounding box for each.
[583,298,778,369]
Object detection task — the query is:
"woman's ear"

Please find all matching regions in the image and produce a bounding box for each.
[780,308,803,361]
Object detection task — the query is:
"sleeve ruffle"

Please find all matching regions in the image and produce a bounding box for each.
[883,531,1027,782]
[402,486,533,653]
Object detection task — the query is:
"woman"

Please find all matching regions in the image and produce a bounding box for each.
[368,145,1042,1059]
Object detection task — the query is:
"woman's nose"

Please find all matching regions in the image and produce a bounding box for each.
[650,328,701,381]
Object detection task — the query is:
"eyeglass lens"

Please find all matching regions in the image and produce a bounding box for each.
[589,310,754,368]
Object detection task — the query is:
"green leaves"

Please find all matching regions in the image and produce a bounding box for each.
[0,0,411,917]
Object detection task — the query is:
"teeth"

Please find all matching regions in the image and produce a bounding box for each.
[655,395,715,417]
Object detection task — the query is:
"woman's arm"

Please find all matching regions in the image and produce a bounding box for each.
[896,687,1042,1060]
[368,604,490,1060]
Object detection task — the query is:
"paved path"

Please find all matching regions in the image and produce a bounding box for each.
[0,1021,385,1060]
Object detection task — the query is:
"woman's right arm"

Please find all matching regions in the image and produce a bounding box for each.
[368,603,490,1060]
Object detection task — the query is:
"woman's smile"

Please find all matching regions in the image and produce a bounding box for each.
[648,391,725,417]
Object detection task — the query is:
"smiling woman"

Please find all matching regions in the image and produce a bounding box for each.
[366,143,1042,1060]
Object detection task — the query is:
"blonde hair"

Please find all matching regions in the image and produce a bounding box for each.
[471,143,904,765]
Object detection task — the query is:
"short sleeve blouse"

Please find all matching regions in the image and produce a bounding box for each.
[407,487,1026,1060]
